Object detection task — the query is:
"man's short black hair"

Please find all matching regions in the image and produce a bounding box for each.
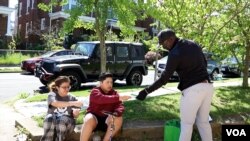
[158,29,176,44]
[99,72,113,81]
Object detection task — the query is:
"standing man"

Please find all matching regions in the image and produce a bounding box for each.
[136,29,214,141]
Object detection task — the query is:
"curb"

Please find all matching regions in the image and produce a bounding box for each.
[0,67,22,73]
[0,70,22,73]
[15,118,43,141]
[15,116,226,141]
[15,117,165,141]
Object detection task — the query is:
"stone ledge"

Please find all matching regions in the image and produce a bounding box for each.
[16,117,227,141]
[15,118,43,141]
[15,117,165,141]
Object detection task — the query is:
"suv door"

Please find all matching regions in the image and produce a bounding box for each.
[114,43,130,76]
[106,44,116,74]
[92,43,115,76]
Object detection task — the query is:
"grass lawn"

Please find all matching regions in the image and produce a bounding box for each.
[32,86,250,127]
[211,86,250,122]
[0,53,30,65]
[124,86,250,123]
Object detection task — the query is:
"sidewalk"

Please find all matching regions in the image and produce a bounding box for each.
[14,87,178,119]
[0,103,24,141]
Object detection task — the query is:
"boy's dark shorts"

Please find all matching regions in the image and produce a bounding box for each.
[89,113,108,132]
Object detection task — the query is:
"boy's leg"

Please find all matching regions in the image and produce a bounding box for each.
[40,115,55,141]
[80,113,98,141]
[103,116,123,141]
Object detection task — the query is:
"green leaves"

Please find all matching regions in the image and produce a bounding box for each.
[146,0,250,86]
[37,3,51,12]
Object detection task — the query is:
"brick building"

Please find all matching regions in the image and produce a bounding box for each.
[0,0,15,42]
[17,0,154,49]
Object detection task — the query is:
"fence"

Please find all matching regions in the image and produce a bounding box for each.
[0,49,47,66]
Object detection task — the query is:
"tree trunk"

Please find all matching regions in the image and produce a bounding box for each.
[96,21,107,73]
[242,42,250,87]
[95,0,107,74]
[100,32,106,73]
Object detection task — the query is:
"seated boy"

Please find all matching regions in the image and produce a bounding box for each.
[80,73,131,141]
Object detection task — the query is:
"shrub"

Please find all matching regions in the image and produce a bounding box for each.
[0,39,7,49]
[145,51,161,65]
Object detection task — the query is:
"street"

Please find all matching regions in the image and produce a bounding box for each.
[0,72,43,141]
[0,72,43,102]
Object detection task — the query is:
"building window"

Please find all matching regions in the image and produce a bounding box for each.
[26,0,30,14]
[31,0,34,9]
[19,2,22,17]
[25,22,29,38]
[62,0,77,11]
[41,18,46,30]
[107,8,117,20]
[71,0,77,9]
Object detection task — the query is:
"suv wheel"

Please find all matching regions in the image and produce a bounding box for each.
[210,69,219,80]
[126,70,143,86]
[40,78,48,86]
[61,71,81,91]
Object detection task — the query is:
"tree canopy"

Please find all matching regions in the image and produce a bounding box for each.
[147,0,250,87]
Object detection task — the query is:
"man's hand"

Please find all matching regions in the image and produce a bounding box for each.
[136,89,148,101]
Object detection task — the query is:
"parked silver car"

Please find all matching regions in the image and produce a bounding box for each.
[153,56,178,80]
[221,57,250,77]
[154,52,221,80]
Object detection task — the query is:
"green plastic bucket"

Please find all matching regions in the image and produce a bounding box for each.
[164,119,181,141]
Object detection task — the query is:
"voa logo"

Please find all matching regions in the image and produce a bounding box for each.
[226,129,246,136]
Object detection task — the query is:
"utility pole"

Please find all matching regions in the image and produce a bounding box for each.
[154,20,161,81]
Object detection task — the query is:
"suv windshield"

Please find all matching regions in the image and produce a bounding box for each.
[74,43,95,56]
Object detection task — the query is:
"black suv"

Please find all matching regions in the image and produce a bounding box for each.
[35,41,148,90]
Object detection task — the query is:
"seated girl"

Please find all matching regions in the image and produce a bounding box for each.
[40,76,83,141]
[80,73,131,141]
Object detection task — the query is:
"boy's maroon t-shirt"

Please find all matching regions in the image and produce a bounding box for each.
[87,87,125,117]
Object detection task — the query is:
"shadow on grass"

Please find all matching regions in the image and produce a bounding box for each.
[211,86,250,122]
[124,94,180,121]
[222,74,241,78]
